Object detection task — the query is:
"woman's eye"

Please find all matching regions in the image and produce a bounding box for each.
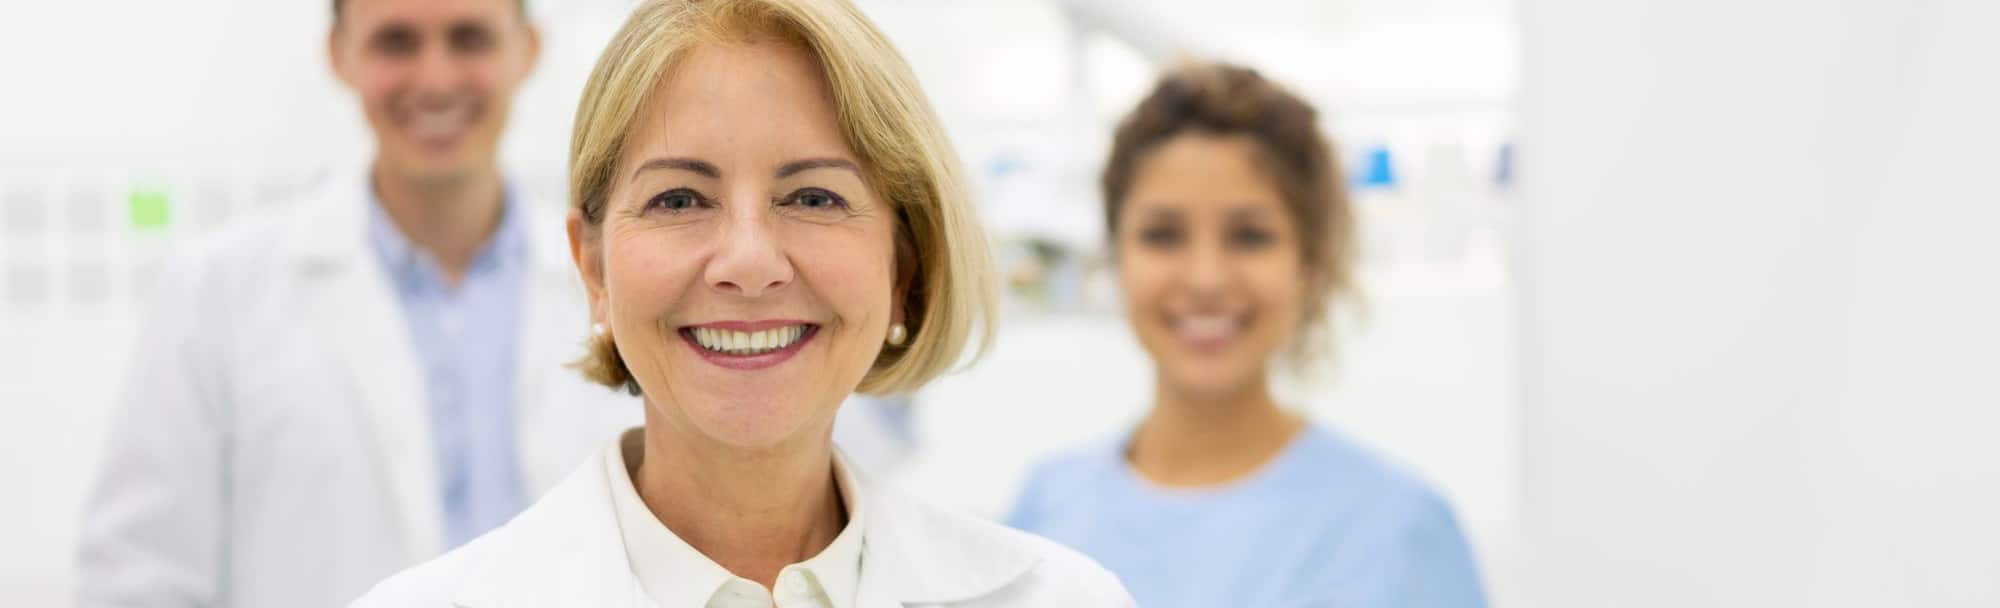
[646,189,704,213]
[1139,226,1182,247]
[783,188,848,211]
[1231,227,1275,248]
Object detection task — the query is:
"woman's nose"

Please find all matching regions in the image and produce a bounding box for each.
[1182,240,1232,293]
[704,210,794,298]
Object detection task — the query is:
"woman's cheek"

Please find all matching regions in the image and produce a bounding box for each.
[1258,265,1305,344]
[605,231,697,319]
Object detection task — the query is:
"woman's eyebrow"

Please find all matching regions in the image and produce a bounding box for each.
[630,157,720,182]
[776,157,859,179]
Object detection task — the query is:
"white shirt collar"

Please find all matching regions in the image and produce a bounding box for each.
[604,430,865,608]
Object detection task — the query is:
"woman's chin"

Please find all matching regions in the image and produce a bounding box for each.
[1163,361,1263,400]
[676,395,828,450]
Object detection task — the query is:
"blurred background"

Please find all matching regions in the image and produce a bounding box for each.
[1,0,1994,606]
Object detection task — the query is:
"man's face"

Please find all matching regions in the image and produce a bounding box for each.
[329,0,537,183]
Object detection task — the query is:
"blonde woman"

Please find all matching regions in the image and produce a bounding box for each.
[352,0,1131,606]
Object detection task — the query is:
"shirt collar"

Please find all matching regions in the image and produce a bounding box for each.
[364,177,528,285]
[604,430,866,608]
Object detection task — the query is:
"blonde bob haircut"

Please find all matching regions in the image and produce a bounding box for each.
[569,0,995,396]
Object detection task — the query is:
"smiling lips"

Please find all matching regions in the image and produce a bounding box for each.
[1171,313,1244,352]
[679,321,820,370]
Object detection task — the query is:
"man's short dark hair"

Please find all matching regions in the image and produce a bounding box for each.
[333,0,526,19]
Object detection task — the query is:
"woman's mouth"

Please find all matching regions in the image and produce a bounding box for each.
[1169,313,1247,353]
[679,321,819,370]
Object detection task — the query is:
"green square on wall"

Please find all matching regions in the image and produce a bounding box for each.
[128,184,170,230]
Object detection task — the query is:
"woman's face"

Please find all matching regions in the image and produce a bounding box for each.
[573,40,900,450]
[1115,132,1303,399]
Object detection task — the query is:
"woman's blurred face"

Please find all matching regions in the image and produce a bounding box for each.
[578,40,900,450]
[1115,133,1303,399]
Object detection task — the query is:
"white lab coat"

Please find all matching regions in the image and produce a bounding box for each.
[350,437,1137,607]
[74,169,643,607]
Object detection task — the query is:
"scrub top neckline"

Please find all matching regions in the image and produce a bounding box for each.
[1110,420,1322,502]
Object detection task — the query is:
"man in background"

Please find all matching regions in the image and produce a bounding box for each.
[75,1,638,605]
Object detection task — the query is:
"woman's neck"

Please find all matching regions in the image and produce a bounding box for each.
[630,418,846,589]
[369,162,506,285]
[1128,374,1306,488]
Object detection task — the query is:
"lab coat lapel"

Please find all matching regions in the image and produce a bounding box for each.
[512,206,596,495]
[855,566,905,608]
[287,171,445,563]
[856,475,1042,607]
[451,448,650,608]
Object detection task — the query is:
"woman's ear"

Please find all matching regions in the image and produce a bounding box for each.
[890,215,920,331]
[890,283,909,329]
[567,208,607,323]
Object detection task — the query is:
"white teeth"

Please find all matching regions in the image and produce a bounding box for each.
[691,325,809,355]
[1176,315,1239,340]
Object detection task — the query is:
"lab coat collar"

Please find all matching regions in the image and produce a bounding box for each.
[450,450,646,608]
[278,165,588,564]
[606,430,869,608]
[448,436,1044,607]
[281,166,372,269]
[281,166,569,278]
[854,480,1042,605]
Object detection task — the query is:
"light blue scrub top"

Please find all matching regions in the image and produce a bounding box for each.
[1006,424,1489,608]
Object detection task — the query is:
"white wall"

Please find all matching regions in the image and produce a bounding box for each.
[1516,0,2000,605]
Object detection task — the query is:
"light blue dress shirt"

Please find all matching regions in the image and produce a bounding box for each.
[366,190,528,549]
[1006,424,1488,608]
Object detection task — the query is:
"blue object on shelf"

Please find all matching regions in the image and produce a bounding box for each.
[1358,144,1397,190]
[986,153,1025,179]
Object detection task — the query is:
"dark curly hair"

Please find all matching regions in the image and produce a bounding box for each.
[1101,61,1357,365]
